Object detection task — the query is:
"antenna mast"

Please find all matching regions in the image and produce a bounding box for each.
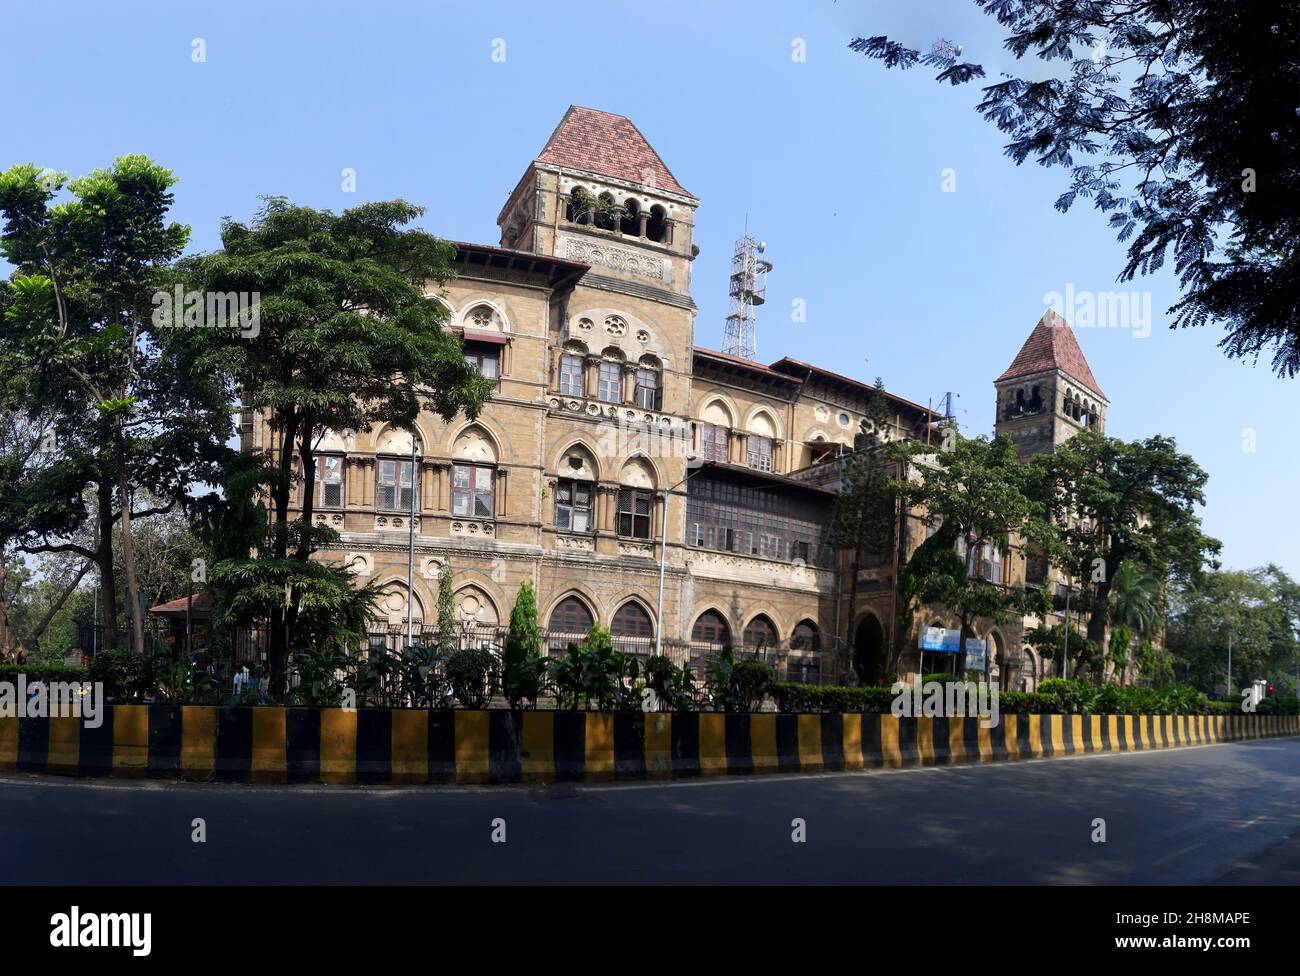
[722,233,771,360]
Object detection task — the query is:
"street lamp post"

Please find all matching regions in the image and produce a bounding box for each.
[655,458,710,658]
[405,430,419,651]
[1060,578,1072,679]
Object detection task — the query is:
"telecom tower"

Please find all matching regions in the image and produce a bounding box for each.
[721,233,772,361]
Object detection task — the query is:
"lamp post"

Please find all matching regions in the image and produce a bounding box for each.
[1060,576,1072,679]
[655,457,710,658]
[405,429,420,651]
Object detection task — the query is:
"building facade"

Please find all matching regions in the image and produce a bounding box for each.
[243,105,1111,687]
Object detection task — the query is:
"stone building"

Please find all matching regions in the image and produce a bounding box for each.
[242,105,1109,687]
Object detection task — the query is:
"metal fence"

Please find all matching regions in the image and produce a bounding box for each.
[71,618,834,697]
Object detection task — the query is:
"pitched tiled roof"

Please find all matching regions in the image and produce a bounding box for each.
[536,105,691,197]
[997,309,1106,399]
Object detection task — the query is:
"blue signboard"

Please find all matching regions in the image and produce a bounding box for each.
[919,627,962,653]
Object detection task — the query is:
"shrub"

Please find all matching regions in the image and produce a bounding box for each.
[501,581,545,709]
[772,683,898,713]
[705,646,774,712]
[0,663,91,686]
[89,651,155,702]
[1255,695,1300,716]
[446,647,496,709]
[642,655,697,712]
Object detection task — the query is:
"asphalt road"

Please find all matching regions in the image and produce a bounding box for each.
[2,737,1299,884]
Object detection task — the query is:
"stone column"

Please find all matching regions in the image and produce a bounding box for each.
[361,458,375,507]
[585,355,601,398]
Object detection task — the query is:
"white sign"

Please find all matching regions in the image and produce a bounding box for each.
[964,639,987,671]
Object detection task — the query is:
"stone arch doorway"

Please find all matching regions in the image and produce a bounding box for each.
[853,614,885,685]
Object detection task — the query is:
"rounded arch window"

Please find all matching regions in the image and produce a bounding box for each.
[594,191,617,231]
[455,586,499,628]
[548,596,594,635]
[646,204,669,244]
[790,620,821,653]
[743,615,777,650]
[463,303,504,333]
[620,198,641,235]
[611,601,654,639]
[691,610,730,646]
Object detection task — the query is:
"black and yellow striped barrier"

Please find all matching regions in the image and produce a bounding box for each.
[0,708,1296,785]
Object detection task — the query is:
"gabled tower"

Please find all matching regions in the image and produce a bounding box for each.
[994,309,1108,457]
[496,105,699,304]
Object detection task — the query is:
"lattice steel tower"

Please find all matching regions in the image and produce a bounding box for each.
[721,233,772,361]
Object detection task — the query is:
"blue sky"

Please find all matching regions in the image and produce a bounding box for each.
[3,0,1294,576]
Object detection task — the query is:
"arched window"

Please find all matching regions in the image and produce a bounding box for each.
[451,427,497,519]
[594,191,617,231]
[548,596,593,635]
[598,350,624,404]
[611,601,654,639]
[746,411,777,472]
[691,610,730,646]
[790,620,821,653]
[620,198,641,235]
[617,457,656,539]
[554,447,596,533]
[743,615,777,650]
[698,399,732,463]
[646,204,668,243]
[566,187,591,223]
[374,428,421,513]
[559,344,586,397]
[634,355,661,410]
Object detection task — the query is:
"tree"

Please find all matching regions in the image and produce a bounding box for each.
[0,158,229,652]
[436,562,458,655]
[1167,566,1300,695]
[180,198,493,693]
[1024,431,1220,677]
[851,2,1300,375]
[502,579,545,708]
[893,431,1040,680]
[827,378,901,681]
[1108,558,1160,680]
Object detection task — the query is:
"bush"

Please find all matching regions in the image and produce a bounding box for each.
[0,663,91,686]
[446,647,496,709]
[704,646,774,712]
[642,655,697,712]
[88,651,155,702]
[1256,695,1300,716]
[771,683,898,713]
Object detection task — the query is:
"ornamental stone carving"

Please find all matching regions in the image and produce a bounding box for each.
[563,238,665,280]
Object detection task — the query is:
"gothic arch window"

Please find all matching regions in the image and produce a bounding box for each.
[790,619,821,652]
[455,585,499,629]
[548,595,594,636]
[743,614,777,650]
[746,410,777,472]
[698,398,733,463]
[691,609,730,646]
[611,600,654,640]
[598,347,625,404]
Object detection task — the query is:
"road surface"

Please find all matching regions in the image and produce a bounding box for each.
[2,737,1298,883]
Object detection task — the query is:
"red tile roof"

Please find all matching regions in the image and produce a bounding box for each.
[997,309,1106,399]
[148,593,211,617]
[536,106,691,197]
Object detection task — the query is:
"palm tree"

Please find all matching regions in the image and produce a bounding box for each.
[1109,559,1160,681]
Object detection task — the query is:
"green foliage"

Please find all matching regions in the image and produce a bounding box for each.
[704,646,775,713]
[0,662,90,685]
[1256,695,1300,716]
[546,625,641,711]
[89,650,154,702]
[852,5,1300,377]
[501,580,545,708]
[641,654,698,712]
[288,644,362,707]
[445,646,495,709]
[1036,677,1221,715]
[772,683,899,713]
[435,564,458,655]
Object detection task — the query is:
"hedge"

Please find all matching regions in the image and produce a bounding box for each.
[770,679,1265,716]
[0,663,92,685]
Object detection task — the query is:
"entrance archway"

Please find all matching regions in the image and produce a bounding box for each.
[853,614,885,685]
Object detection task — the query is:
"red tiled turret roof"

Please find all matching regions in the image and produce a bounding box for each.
[536,105,691,197]
[997,309,1106,399]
